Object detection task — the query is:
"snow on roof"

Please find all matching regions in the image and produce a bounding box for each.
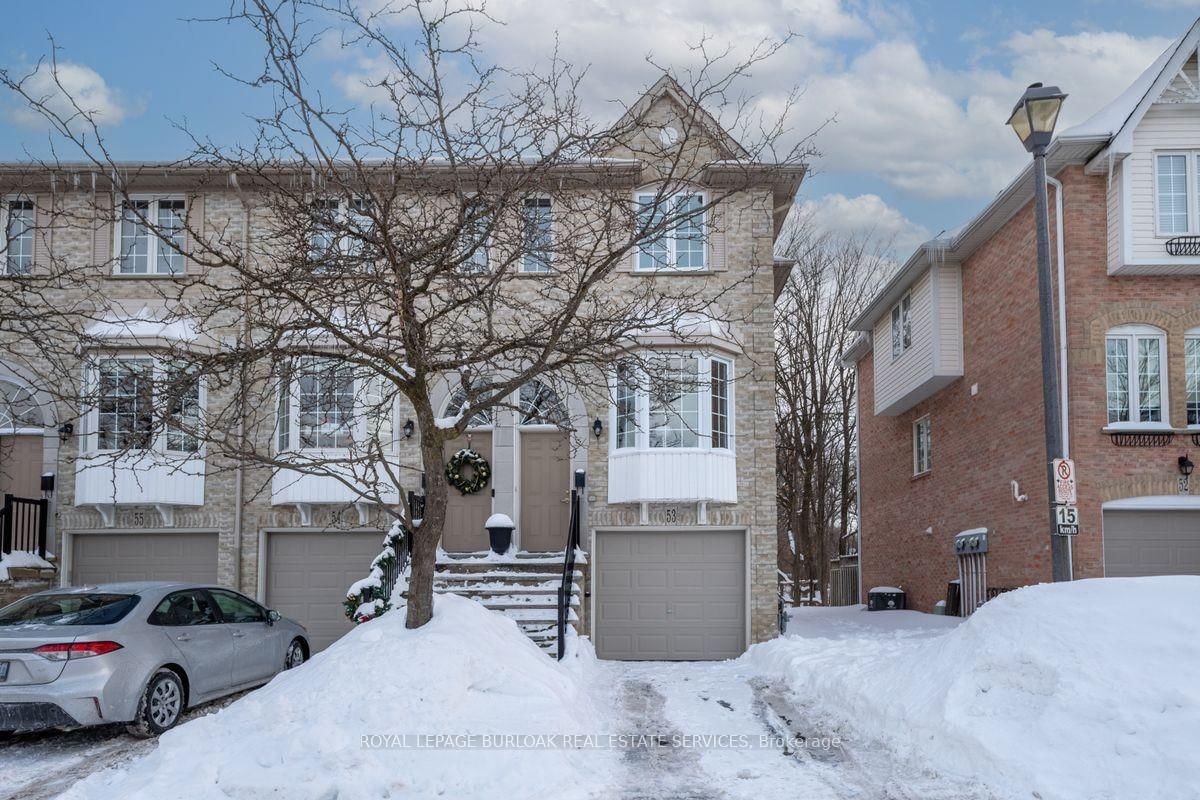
[1059,38,1179,141]
[84,305,202,344]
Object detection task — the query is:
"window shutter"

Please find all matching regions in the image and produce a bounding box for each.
[186,193,205,275]
[93,193,113,268]
[33,194,53,270]
[709,200,727,272]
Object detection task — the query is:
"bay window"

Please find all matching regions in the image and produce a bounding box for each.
[636,192,706,271]
[90,357,202,453]
[611,352,733,451]
[118,197,185,274]
[1105,325,1167,426]
[4,198,34,275]
[1187,332,1200,427]
[278,358,356,450]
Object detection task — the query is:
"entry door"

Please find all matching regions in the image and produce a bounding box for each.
[520,430,571,552]
[0,434,41,497]
[441,432,493,552]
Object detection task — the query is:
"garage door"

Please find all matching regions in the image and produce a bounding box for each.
[72,532,219,585]
[595,530,745,661]
[265,531,384,652]
[1104,510,1200,576]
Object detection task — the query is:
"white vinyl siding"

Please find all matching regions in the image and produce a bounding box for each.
[1121,104,1200,270]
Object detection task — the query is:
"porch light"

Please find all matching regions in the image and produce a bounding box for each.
[1179,454,1195,477]
[402,419,415,439]
[1006,83,1067,153]
[592,418,603,440]
[58,422,73,442]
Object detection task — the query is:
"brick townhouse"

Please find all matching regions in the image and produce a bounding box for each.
[845,20,1200,612]
[0,77,803,657]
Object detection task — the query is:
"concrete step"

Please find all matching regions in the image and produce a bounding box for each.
[439,550,588,565]
[433,571,581,586]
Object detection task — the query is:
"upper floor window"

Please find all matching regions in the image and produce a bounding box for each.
[90,357,201,453]
[520,197,553,273]
[1154,153,1200,236]
[458,204,491,274]
[3,198,34,275]
[612,352,733,451]
[118,197,185,275]
[890,292,912,361]
[1105,325,1167,427]
[309,197,374,271]
[636,192,707,271]
[1186,330,1200,427]
[913,415,931,476]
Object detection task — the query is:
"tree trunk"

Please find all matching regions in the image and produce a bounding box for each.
[406,433,448,628]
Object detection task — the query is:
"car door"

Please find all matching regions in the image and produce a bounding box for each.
[148,589,234,700]
[209,589,280,686]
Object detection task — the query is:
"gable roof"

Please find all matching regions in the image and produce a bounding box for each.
[612,75,753,161]
[848,16,1200,337]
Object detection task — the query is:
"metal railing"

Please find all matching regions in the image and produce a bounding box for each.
[357,490,421,612]
[1,494,48,560]
[556,472,584,660]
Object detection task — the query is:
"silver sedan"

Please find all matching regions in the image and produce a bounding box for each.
[0,582,309,737]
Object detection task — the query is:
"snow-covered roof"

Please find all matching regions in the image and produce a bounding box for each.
[1058,40,1178,141]
[84,304,216,351]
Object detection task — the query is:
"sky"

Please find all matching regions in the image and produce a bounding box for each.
[1,0,1198,258]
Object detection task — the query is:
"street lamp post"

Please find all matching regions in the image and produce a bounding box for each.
[1007,82,1071,583]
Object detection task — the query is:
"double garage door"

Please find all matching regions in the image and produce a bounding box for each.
[1104,510,1200,576]
[594,529,746,661]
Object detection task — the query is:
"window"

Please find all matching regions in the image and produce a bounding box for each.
[91,357,202,453]
[0,593,138,626]
[913,415,931,475]
[3,198,34,275]
[118,197,185,274]
[613,353,733,451]
[1157,154,1189,234]
[458,202,491,274]
[164,366,200,453]
[444,387,495,427]
[0,378,42,433]
[518,380,568,426]
[1187,333,1200,427]
[636,192,706,271]
[148,590,220,626]
[209,589,266,623]
[1105,325,1167,426]
[890,292,912,360]
[309,198,374,271]
[295,359,355,449]
[520,197,553,273]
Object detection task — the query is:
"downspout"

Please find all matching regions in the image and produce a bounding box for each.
[1046,174,1072,579]
[230,172,251,593]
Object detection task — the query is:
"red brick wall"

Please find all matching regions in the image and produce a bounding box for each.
[858,164,1200,612]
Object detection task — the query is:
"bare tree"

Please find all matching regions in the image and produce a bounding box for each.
[0,0,809,627]
[775,222,884,602]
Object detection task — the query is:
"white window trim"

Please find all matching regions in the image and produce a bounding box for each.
[112,194,187,275]
[519,195,554,274]
[83,354,206,456]
[1,195,35,276]
[1186,326,1200,429]
[1105,324,1170,429]
[277,357,395,453]
[890,291,912,362]
[608,352,734,453]
[912,414,931,476]
[633,190,708,272]
[1153,151,1198,238]
[308,196,376,269]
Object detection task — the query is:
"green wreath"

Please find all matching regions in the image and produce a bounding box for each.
[446,448,491,495]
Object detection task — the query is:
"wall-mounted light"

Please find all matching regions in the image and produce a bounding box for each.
[58,422,74,442]
[402,419,415,439]
[1179,454,1194,477]
[592,418,603,440]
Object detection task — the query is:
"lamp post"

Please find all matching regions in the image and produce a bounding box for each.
[1007,82,1071,583]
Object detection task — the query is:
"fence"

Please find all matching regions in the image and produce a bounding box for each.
[0,493,48,559]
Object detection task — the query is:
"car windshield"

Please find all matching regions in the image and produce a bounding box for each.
[0,593,139,626]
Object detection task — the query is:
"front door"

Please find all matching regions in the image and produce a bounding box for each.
[442,432,493,552]
[519,430,571,552]
[0,434,41,497]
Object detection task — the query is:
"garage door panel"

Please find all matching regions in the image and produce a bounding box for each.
[72,533,218,586]
[265,532,384,653]
[596,530,745,661]
[1104,510,1200,577]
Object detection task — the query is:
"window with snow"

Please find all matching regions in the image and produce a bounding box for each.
[443,386,495,428]
[636,192,707,271]
[1106,325,1167,426]
[4,198,34,275]
[118,197,185,275]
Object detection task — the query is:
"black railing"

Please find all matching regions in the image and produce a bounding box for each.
[357,490,421,612]
[556,472,584,661]
[1,494,48,560]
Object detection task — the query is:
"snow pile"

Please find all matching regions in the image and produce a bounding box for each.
[752,577,1200,800]
[61,594,615,800]
[0,550,54,581]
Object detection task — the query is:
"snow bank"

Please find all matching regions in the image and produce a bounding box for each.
[61,594,615,800]
[752,578,1200,800]
[0,550,54,581]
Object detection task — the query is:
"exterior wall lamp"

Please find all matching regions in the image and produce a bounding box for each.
[592,418,603,440]
[58,422,73,442]
[402,419,415,439]
[1179,454,1195,477]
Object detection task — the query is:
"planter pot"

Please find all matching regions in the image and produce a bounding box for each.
[487,525,513,555]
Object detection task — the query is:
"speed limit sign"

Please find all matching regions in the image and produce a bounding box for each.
[1055,504,1080,536]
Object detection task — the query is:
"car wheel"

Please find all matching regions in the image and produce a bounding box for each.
[127,669,185,738]
[284,639,306,670]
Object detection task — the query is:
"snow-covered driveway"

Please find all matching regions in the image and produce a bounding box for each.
[598,659,993,800]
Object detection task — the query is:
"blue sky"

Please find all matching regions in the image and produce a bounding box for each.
[2,0,1198,255]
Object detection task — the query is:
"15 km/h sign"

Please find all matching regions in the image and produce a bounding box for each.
[1053,458,1077,505]
[1054,504,1080,536]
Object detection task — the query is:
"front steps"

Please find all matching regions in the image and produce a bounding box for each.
[0,563,58,608]
[434,552,587,657]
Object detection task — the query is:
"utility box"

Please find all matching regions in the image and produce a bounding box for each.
[867,587,906,611]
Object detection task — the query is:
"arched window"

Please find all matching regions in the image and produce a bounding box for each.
[0,378,43,433]
[444,387,494,428]
[1105,325,1168,426]
[518,380,568,426]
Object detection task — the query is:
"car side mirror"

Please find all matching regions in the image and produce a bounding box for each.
[267,610,281,625]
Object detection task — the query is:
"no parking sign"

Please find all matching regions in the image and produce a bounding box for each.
[1053,458,1077,505]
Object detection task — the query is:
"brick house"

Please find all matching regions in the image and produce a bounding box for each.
[846,22,1200,613]
[0,78,803,657]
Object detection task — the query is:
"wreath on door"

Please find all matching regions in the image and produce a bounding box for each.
[446,448,491,495]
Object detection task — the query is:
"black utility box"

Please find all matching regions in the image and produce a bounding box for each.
[867,587,906,611]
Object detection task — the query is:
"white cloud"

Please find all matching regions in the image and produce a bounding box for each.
[797,192,931,253]
[6,60,136,129]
